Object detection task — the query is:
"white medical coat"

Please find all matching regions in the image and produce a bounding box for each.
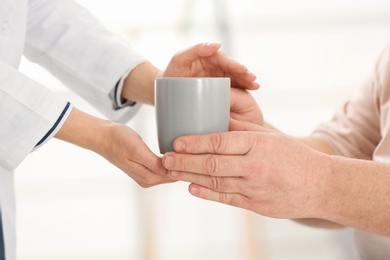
[0,0,145,258]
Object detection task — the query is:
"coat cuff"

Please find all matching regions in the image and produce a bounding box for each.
[0,62,71,171]
[34,102,72,149]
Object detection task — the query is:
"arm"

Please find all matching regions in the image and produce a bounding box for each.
[20,0,173,186]
[121,62,159,106]
[25,0,147,122]
[292,137,344,229]
[0,62,69,171]
[325,155,390,236]
[0,59,172,185]
[26,0,259,121]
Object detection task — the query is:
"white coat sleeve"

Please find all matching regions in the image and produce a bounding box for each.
[24,0,146,122]
[0,61,71,171]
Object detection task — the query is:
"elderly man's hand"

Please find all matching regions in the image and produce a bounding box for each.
[162,121,332,219]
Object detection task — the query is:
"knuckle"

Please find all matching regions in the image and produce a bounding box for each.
[219,192,228,203]
[210,177,233,192]
[177,155,189,171]
[220,193,244,208]
[210,133,227,153]
[219,192,236,206]
[210,176,220,191]
[203,155,218,175]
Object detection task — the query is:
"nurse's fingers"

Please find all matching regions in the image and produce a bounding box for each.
[123,161,175,188]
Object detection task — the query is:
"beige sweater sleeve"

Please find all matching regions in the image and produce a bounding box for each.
[311,46,390,159]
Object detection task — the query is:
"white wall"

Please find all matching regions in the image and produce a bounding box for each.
[15,0,390,259]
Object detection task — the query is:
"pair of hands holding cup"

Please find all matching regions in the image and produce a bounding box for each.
[153,44,264,189]
[153,44,273,209]
[113,43,319,222]
[155,44,328,221]
[100,42,312,221]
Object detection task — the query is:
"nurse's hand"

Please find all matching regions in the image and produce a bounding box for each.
[162,42,260,90]
[229,87,263,126]
[121,42,260,119]
[56,107,173,187]
[163,45,263,125]
[99,124,173,187]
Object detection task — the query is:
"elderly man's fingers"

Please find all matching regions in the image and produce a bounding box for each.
[229,118,271,132]
[163,153,247,177]
[167,171,244,193]
[173,131,255,155]
[188,183,249,209]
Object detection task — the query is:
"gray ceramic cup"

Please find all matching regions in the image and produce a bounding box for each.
[155,77,230,154]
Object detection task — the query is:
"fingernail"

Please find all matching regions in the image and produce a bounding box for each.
[164,156,174,168]
[174,140,185,152]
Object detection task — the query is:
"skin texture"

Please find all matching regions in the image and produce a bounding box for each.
[55,43,259,188]
[162,88,390,237]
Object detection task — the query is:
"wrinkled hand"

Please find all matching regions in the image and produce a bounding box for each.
[99,123,174,188]
[162,43,259,90]
[162,121,332,219]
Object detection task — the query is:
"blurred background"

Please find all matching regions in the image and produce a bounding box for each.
[15,0,390,259]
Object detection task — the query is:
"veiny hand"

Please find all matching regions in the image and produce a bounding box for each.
[162,43,260,90]
[162,121,332,219]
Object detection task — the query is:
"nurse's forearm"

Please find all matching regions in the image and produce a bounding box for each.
[121,62,161,105]
[54,107,114,155]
